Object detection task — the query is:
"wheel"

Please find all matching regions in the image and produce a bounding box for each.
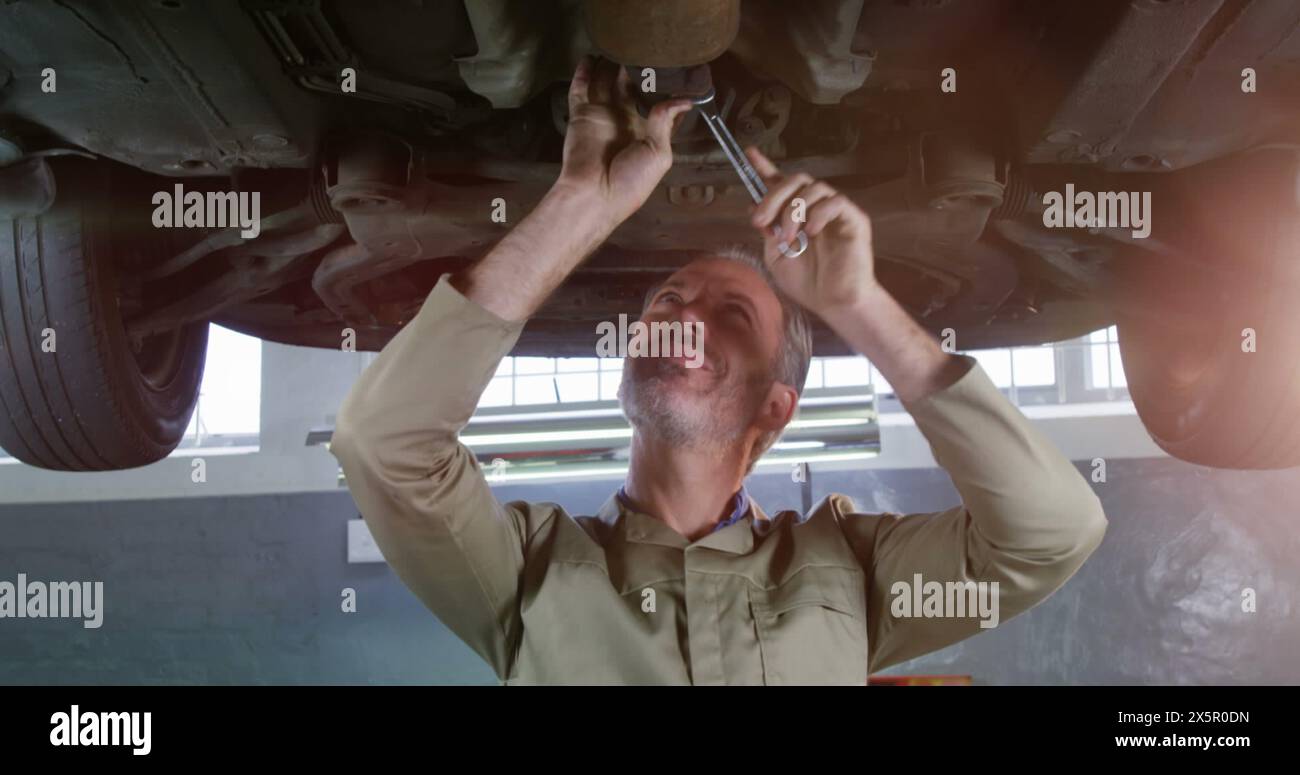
[1112,148,1300,468]
[0,159,208,471]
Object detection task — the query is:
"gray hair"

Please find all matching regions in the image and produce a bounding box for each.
[640,244,813,473]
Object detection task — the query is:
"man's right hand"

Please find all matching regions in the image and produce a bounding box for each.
[555,56,694,229]
[453,56,692,323]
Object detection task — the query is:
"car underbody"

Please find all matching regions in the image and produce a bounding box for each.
[3,0,1300,470]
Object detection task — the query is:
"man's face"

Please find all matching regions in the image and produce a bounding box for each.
[618,256,789,452]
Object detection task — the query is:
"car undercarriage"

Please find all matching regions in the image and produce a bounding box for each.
[2,0,1300,470]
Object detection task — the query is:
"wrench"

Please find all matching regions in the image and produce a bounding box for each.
[691,88,808,259]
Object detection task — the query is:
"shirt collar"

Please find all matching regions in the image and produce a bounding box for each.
[595,489,769,556]
[616,484,750,534]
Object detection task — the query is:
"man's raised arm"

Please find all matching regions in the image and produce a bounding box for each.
[745,146,1108,673]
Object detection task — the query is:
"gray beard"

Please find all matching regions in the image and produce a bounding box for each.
[618,358,768,454]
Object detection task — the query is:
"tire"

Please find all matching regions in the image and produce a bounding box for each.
[0,159,208,471]
[1112,151,1300,468]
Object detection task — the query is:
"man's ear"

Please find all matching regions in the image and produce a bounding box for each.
[758,381,799,433]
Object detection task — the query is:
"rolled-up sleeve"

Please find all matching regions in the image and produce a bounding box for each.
[329,273,530,679]
[838,356,1108,673]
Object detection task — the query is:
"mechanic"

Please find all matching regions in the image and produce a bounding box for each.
[329,57,1108,685]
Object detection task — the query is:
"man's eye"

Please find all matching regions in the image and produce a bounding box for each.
[658,292,682,304]
[728,304,753,325]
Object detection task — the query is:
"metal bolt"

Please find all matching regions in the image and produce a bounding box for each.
[251,134,291,150]
[1045,129,1081,144]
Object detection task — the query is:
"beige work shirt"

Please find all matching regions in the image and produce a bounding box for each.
[330,274,1108,685]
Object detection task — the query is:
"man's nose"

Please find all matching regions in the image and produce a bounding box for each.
[675,298,710,327]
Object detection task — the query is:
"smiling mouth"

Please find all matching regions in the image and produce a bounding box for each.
[669,353,707,369]
[658,352,722,377]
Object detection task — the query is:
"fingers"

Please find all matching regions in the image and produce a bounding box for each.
[572,57,636,116]
[615,64,636,107]
[751,170,813,233]
[590,57,618,106]
[745,145,779,178]
[744,145,799,248]
[571,56,620,111]
[646,98,695,153]
[805,194,851,237]
[614,65,648,123]
[568,55,593,115]
[778,180,836,244]
[744,144,859,246]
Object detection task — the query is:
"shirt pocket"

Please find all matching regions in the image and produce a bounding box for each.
[749,566,869,686]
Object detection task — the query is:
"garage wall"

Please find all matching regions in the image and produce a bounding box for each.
[0,337,1167,505]
[2,456,1297,685]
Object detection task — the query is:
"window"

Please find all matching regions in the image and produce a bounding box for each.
[1086,325,1127,389]
[176,324,261,450]
[470,336,1092,415]
[480,356,625,408]
[820,356,871,388]
[1011,345,1058,387]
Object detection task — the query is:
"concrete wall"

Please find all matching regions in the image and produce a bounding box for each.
[2,456,1296,685]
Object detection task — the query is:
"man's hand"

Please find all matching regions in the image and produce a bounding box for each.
[453,57,691,323]
[556,56,694,228]
[745,146,969,404]
[745,146,879,315]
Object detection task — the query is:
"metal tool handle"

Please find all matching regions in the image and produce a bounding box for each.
[695,90,808,258]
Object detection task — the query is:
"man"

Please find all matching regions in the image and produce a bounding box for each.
[330,57,1108,685]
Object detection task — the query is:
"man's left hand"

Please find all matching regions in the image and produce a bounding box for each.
[745,146,879,315]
